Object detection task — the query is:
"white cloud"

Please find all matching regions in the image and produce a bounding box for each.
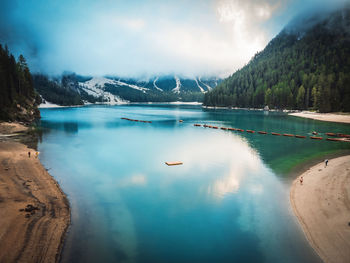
[6,0,309,77]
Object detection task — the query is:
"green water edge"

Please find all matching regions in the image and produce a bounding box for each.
[271,148,350,177]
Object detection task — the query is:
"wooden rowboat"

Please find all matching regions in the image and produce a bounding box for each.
[165,161,183,166]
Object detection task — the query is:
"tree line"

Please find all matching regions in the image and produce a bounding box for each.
[204,9,350,112]
[0,44,40,121]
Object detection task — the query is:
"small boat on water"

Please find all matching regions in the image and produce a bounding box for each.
[236,129,244,132]
[228,128,236,131]
[221,127,228,130]
[246,130,255,133]
[295,135,306,138]
[194,124,201,127]
[325,132,336,136]
[283,134,294,137]
[165,161,183,166]
[258,131,267,134]
[212,126,218,129]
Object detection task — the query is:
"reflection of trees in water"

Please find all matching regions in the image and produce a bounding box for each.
[40,120,80,134]
[63,122,78,133]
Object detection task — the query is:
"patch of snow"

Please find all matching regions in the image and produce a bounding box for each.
[194,78,205,93]
[39,100,62,108]
[79,77,128,105]
[115,79,149,93]
[198,77,212,91]
[80,77,116,89]
[153,77,163,92]
[168,101,202,105]
[172,76,181,93]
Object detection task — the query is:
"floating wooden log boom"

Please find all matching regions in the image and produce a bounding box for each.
[271,132,281,136]
[310,136,323,140]
[121,117,152,123]
[192,123,349,143]
[326,138,342,141]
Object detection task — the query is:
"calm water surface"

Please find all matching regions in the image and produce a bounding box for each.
[38,105,350,263]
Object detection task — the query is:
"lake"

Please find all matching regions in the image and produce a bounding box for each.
[38,104,350,263]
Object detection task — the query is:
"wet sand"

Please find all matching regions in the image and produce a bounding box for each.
[0,122,70,263]
[289,112,350,124]
[290,155,350,263]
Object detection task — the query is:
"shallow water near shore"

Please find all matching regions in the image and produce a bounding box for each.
[38,105,350,263]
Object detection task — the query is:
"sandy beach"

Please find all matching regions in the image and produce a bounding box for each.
[290,155,350,263]
[0,122,70,263]
[289,111,350,124]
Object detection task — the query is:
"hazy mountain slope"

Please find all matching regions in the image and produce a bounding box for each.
[204,7,350,112]
[35,74,220,105]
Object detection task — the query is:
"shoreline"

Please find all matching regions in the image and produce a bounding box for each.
[0,122,70,263]
[39,101,203,108]
[290,155,350,263]
[289,111,350,124]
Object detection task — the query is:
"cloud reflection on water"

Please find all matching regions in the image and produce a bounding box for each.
[161,132,262,201]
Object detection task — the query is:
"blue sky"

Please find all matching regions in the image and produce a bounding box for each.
[0,0,348,77]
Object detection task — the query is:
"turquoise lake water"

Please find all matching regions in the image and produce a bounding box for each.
[38,105,350,263]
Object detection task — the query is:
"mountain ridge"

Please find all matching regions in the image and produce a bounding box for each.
[204,6,350,112]
[35,73,221,106]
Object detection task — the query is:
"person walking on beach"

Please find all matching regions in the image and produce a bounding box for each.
[325,159,328,167]
[28,151,31,158]
[300,176,303,185]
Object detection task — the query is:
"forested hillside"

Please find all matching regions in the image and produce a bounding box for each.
[0,44,40,121]
[33,74,100,106]
[204,8,350,112]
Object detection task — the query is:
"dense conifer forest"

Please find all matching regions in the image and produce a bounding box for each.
[0,44,40,121]
[204,8,350,112]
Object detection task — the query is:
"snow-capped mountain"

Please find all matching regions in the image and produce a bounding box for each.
[34,73,221,106]
[78,75,220,104]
